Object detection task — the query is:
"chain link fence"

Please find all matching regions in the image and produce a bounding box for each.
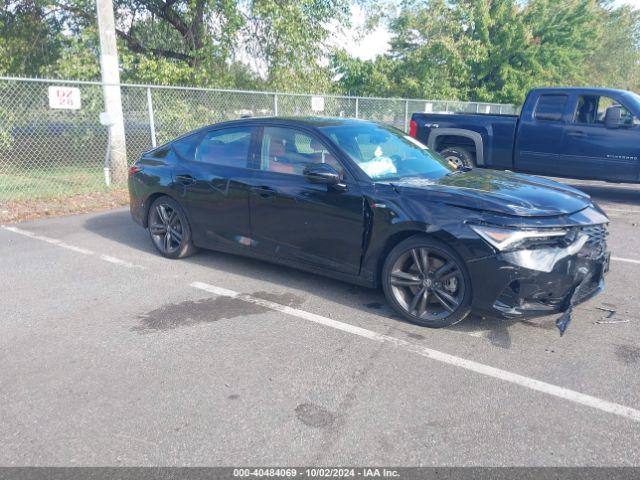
[0,76,518,202]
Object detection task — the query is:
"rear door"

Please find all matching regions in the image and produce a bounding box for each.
[247,125,364,275]
[514,93,569,175]
[560,94,640,181]
[172,126,257,250]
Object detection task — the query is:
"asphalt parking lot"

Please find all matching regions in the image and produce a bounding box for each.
[2,178,640,466]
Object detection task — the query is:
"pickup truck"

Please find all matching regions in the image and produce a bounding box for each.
[409,87,640,182]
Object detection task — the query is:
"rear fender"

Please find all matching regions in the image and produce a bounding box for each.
[428,128,485,166]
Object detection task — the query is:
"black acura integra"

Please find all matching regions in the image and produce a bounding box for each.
[129,117,610,331]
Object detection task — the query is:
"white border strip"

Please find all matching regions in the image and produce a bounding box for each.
[192,281,640,423]
[612,256,640,265]
[2,226,143,268]
[2,226,93,255]
[603,207,640,214]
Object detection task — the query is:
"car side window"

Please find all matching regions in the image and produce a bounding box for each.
[534,94,568,122]
[195,127,254,167]
[172,132,202,161]
[259,127,344,176]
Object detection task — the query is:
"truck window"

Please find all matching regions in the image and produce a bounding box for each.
[572,95,634,126]
[574,95,598,124]
[596,97,634,126]
[534,94,568,121]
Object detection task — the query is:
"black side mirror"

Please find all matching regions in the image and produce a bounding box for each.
[604,105,623,128]
[303,163,346,190]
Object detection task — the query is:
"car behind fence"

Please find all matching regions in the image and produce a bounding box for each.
[0,76,518,202]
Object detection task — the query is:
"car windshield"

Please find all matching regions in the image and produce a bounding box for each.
[320,123,453,182]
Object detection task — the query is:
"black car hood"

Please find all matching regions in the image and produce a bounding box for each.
[389,169,592,217]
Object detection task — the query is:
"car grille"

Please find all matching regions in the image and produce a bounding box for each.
[581,224,608,246]
[579,224,608,258]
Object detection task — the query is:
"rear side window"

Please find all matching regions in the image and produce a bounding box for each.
[172,132,202,161]
[534,95,568,121]
[195,127,254,167]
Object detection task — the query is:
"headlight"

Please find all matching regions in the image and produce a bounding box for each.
[469,224,570,252]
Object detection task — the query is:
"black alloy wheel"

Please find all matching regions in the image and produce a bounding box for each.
[148,196,196,259]
[382,236,471,328]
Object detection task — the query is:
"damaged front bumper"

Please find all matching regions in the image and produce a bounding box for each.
[467,226,610,321]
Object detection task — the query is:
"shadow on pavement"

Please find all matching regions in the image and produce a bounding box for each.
[83,208,549,346]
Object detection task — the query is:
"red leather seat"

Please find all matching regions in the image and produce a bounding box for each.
[267,138,296,174]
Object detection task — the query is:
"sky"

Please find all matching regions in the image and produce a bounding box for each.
[344,0,640,61]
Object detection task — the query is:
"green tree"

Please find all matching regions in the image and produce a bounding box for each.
[0,0,350,92]
[335,0,615,104]
[0,0,65,76]
[243,0,350,92]
[586,4,640,91]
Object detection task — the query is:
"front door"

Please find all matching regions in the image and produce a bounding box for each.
[248,126,364,276]
[560,94,640,182]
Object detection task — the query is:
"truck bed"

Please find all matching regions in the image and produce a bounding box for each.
[411,112,518,169]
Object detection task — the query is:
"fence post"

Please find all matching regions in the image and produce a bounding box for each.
[498,104,503,115]
[445,102,449,113]
[274,94,278,116]
[355,97,359,118]
[146,87,157,148]
[404,100,409,132]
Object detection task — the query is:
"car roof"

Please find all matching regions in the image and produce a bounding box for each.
[203,116,377,130]
[529,86,631,97]
[162,116,384,151]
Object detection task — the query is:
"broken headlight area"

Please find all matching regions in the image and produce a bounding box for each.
[470,223,608,272]
[467,223,609,335]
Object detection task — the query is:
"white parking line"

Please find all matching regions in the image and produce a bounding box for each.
[1,225,144,269]
[2,226,94,255]
[603,207,640,214]
[612,256,640,265]
[99,254,143,269]
[191,280,640,423]
[3,224,640,422]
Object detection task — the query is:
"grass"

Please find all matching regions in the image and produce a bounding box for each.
[0,165,130,223]
[0,165,116,202]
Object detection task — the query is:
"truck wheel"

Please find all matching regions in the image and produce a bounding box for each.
[439,147,475,169]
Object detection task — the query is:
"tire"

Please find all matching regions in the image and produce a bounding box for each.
[381,235,472,328]
[147,196,197,259]
[439,146,475,169]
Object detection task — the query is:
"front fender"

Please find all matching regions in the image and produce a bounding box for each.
[359,193,493,286]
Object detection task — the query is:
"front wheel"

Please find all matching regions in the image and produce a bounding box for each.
[382,236,472,328]
[147,196,197,259]
[439,147,475,169]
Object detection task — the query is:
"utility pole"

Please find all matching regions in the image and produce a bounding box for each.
[96,0,127,184]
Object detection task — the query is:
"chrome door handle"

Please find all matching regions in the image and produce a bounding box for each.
[251,185,276,198]
[567,130,586,137]
[176,174,195,185]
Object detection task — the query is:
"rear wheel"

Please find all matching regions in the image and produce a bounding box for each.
[439,146,475,169]
[382,236,472,328]
[147,196,196,259]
